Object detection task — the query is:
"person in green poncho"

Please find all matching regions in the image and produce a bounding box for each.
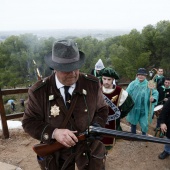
[126,68,158,135]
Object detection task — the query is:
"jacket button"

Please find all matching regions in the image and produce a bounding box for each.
[43,133,49,140]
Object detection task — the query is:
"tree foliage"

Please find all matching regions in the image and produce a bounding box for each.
[0,20,170,88]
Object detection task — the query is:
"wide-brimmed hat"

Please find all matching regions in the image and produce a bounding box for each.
[137,68,148,76]
[44,39,85,72]
[99,67,119,79]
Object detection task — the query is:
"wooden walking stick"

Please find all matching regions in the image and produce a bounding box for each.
[33,60,42,80]
[148,80,156,121]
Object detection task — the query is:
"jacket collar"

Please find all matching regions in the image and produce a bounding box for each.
[49,73,84,98]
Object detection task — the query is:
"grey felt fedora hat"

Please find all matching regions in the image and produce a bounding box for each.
[44,39,85,72]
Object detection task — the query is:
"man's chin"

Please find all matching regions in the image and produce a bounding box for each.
[103,85,110,88]
[66,78,77,85]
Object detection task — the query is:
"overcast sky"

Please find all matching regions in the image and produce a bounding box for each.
[0,0,170,31]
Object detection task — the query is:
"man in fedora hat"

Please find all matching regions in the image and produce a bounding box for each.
[126,68,158,135]
[22,39,108,170]
[99,67,134,150]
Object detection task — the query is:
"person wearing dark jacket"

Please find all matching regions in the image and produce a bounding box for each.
[154,78,170,130]
[157,78,170,105]
[154,68,165,89]
[22,40,108,170]
[158,97,170,159]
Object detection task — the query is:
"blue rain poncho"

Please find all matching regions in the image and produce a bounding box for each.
[126,78,158,133]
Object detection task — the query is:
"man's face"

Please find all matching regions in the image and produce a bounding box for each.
[55,69,79,86]
[137,74,146,82]
[102,76,114,89]
[164,80,170,88]
[96,70,100,74]
[157,69,163,76]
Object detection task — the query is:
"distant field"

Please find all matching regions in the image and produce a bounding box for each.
[0,29,130,41]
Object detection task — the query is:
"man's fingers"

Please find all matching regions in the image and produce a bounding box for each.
[161,128,167,133]
[62,141,71,147]
[66,135,77,146]
[54,129,78,146]
[61,134,77,147]
[60,131,78,147]
[69,132,78,142]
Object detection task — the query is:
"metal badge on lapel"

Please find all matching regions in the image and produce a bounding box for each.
[49,95,54,101]
[50,104,60,117]
[82,89,87,95]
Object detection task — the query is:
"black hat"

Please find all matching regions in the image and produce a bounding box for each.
[137,68,148,76]
[44,39,85,72]
[100,67,119,79]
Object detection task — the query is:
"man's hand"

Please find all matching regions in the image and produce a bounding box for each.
[53,129,78,147]
[160,123,167,134]
[164,98,168,102]
[150,96,154,102]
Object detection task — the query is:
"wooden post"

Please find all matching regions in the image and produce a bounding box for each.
[0,88,9,138]
[0,88,28,138]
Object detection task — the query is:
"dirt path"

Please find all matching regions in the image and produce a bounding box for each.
[0,117,170,170]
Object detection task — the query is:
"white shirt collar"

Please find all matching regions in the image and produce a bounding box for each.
[55,75,64,89]
[102,86,115,94]
[55,75,76,95]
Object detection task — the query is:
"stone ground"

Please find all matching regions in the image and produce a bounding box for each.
[0,117,170,170]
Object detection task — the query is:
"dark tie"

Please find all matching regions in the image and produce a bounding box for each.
[64,86,71,109]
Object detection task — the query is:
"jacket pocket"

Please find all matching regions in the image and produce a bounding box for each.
[89,140,106,170]
[90,140,106,158]
[76,141,107,170]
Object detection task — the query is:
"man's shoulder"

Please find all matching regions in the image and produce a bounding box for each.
[127,80,135,87]
[115,85,122,90]
[158,85,164,90]
[30,77,49,92]
[166,88,170,92]
[115,85,126,95]
[80,73,99,83]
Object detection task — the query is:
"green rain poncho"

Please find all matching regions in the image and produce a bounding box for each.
[126,78,158,133]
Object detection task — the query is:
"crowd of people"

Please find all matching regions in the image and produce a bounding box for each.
[22,39,170,170]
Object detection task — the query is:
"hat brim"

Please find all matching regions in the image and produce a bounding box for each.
[44,51,85,72]
[137,73,148,76]
[99,68,119,79]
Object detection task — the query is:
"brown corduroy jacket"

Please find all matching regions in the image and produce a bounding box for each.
[22,73,108,170]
